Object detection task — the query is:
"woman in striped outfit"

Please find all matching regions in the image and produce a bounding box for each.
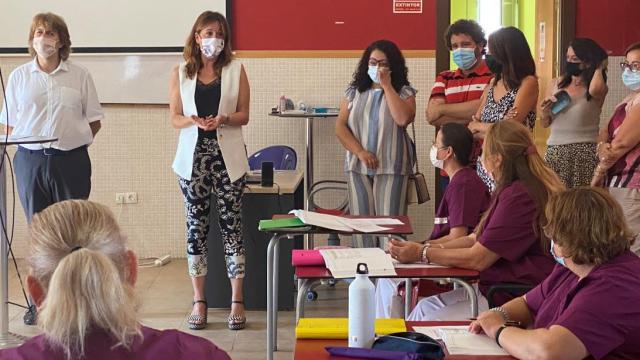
[335,39,417,248]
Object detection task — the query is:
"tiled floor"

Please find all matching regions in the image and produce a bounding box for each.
[4,259,349,359]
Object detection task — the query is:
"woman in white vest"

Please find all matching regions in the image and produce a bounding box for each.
[169,11,250,331]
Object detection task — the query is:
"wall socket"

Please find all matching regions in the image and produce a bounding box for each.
[115,192,138,204]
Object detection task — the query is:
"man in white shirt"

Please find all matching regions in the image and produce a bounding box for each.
[1,12,104,224]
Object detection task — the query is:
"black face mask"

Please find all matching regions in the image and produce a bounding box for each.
[566,61,583,77]
[485,54,503,75]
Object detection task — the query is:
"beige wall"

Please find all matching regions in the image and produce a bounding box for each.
[0,55,437,259]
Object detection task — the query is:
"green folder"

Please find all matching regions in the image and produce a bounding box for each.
[258,217,306,231]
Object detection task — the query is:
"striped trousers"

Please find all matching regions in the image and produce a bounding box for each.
[346,171,408,249]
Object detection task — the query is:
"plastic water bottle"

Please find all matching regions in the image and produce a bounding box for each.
[279,94,287,113]
[348,263,375,348]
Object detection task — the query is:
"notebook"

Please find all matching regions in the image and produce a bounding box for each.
[296,318,406,339]
[258,217,306,231]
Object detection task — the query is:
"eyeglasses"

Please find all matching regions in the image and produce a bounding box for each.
[431,141,449,151]
[368,58,389,67]
[620,61,640,73]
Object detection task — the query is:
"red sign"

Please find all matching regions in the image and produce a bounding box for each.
[393,0,422,13]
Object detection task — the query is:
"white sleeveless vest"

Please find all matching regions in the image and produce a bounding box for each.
[172,60,249,182]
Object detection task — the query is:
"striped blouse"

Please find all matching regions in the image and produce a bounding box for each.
[344,85,417,175]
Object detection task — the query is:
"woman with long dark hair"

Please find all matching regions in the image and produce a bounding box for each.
[541,38,608,188]
[468,27,538,190]
[335,39,417,248]
[169,11,250,330]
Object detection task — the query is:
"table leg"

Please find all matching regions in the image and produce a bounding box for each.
[272,238,280,350]
[266,233,282,360]
[304,117,314,250]
[296,278,316,322]
[404,278,412,319]
[449,278,478,317]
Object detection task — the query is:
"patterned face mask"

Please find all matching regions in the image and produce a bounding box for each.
[201,37,224,58]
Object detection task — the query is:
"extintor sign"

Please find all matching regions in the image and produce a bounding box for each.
[393,0,422,14]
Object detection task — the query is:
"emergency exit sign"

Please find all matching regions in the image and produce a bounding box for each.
[393,0,422,13]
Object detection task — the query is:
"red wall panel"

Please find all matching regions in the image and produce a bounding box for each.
[231,0,436,50]
[575,0,640,56]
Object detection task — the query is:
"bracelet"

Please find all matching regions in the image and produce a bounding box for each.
[495,325,508,347]
[421,245,430,264]
[489,306,509,322]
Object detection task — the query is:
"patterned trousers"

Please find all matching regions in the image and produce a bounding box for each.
[179,136,246,278]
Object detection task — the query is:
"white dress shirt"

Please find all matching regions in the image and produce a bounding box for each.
[0,58,104,150]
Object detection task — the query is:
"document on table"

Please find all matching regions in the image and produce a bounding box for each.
[319,248,397,278]
[413,326,509,356]
[289,210,398,233]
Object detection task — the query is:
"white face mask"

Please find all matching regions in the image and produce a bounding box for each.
[430,145,444,169]
[32,37,58,59]
[201,37,224,58]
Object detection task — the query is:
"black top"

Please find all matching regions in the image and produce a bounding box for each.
[194,77,221,139]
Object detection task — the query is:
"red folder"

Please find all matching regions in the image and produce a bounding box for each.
[292,250,325,266]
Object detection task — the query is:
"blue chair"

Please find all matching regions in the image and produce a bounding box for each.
[248,145,297,171]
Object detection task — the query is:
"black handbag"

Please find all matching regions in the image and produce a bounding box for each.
[407,123,430,204]
[373,332,445,360]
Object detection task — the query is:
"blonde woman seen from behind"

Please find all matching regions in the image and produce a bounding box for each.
[0,200,230,360]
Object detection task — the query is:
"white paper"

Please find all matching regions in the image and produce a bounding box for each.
[320,248,397,278]
[289,210,393,233]
[347,218,404,225]
[414,326,509,356]
[290,210,352,232]
[339,219,391,233]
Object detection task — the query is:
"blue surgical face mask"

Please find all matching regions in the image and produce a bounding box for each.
[622,68,640,91]
[550,239,566,267]
[453,47,477,70]
[368,65,380,84]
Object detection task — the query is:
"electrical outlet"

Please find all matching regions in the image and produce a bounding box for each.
[125,192,138,204]
[116,192,138,204]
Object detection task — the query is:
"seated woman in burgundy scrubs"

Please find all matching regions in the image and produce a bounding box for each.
[389,121,563,320]
[376,123,490,318]
[470,187,640,360]
[0,200,230,360]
